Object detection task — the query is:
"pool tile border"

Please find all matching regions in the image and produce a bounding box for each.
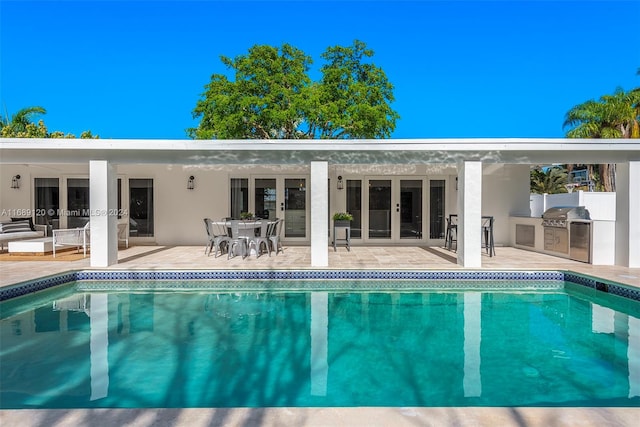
[1,270,638,302]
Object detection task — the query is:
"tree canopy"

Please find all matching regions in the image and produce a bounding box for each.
[530,166,568,195]
[562,84,639,192]
[188,40,399,139]
[0,106,97,138]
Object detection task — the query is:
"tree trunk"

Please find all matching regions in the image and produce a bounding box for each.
[599,164,616,192]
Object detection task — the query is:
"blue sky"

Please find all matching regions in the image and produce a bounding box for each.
[1,0,639,139]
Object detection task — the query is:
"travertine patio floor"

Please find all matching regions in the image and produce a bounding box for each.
[1,244,639,288]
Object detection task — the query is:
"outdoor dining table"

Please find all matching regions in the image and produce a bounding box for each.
[445,214,495,257]
[213,220,274,257]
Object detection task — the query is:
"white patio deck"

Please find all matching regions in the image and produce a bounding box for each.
[1,245,639,427]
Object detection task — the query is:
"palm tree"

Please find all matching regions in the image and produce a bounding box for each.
[530,167,568,194]
[0,106,47,137]
[563,87,640,191]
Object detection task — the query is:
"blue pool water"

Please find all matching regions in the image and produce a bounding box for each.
[1,280,639,408]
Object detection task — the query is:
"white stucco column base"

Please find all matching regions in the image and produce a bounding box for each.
[615,161,640,267]
[90,160,118,267]
[457,161,482,268]
[310,161,329,267]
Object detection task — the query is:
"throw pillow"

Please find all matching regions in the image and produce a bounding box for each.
[11,217,36,231]
[1,219,32,233]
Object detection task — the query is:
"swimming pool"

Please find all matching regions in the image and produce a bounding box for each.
[1,270,639,409]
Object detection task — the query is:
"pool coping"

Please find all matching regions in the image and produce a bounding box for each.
[2,269,639,303]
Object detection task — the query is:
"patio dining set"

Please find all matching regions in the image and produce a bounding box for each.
[203,218,284,259]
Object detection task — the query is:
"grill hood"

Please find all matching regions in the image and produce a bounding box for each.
[542,206,591,221]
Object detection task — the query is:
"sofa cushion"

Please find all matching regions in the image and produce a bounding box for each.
[0,220,32,233]
[0,230,44,242]
[11,217,36,231]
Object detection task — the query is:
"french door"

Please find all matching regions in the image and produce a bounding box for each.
[232,176,309,241]
[364,177,425,243]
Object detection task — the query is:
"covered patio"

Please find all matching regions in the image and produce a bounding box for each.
[1,137,639,270]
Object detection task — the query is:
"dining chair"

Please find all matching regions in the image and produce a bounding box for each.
[209,219,232,258]
[203,218,215,255]
[227,220,248,259]
[248,220,272,257]
[268,218,284,255]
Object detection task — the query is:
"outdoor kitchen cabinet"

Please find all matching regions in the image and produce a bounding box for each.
[544,227,568,254]
[569,221,591,263]
[510,212,615,265]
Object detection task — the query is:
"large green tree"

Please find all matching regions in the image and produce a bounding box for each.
[189,40,399,139]
[0,106,97,138]
[562,85,640,192]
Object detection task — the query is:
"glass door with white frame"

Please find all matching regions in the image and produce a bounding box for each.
[254,178,277,220]
[399,179,423,239]
[67,178,90,228]
[283,178,306,238]
[368,179,392,239]
[236,176,308,240]
[129,179,154,237]
[364,177,425,242]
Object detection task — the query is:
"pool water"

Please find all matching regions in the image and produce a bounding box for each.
[1,282,639,408]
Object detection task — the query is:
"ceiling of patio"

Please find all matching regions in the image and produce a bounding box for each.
[1,138,639,165]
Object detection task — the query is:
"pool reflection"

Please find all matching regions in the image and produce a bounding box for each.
[1,289,639,408]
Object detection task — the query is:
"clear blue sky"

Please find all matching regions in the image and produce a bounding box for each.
[1,0,639,139]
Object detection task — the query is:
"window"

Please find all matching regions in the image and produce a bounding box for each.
[67,178,90,228]
[34,178,59,229]
[230,178,248,219]
[346,180,362,238]
[429,180,445,239]
[129,179,154,237]
[254,178,276,220]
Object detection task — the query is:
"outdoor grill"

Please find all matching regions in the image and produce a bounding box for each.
[541,206,591,228]
[542,206,591,259]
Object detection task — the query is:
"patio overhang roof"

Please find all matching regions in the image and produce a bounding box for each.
[1,137,639,165]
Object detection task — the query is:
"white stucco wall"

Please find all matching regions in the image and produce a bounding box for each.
[0,162,557,248]
[482,164,531,245]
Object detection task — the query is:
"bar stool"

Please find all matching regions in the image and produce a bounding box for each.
[482,216,495,257]
[445,214,457,250]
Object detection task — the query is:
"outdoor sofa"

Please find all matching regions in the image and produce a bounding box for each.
[0,218,47,251]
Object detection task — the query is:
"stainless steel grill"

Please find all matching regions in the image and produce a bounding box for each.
[542,206,591,256]
[541,206,590,228]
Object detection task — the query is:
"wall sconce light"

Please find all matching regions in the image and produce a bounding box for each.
[11,175,21,189]
[187,175,195,190]
[337,175,344,190]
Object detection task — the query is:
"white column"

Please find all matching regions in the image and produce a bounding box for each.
[615,161,640,267]
[90,293,109,401]
[310,161,329,267]
[457,161,482,267]
[310,292,329,396]
[90,160,118,267]
[463,292,482,397]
